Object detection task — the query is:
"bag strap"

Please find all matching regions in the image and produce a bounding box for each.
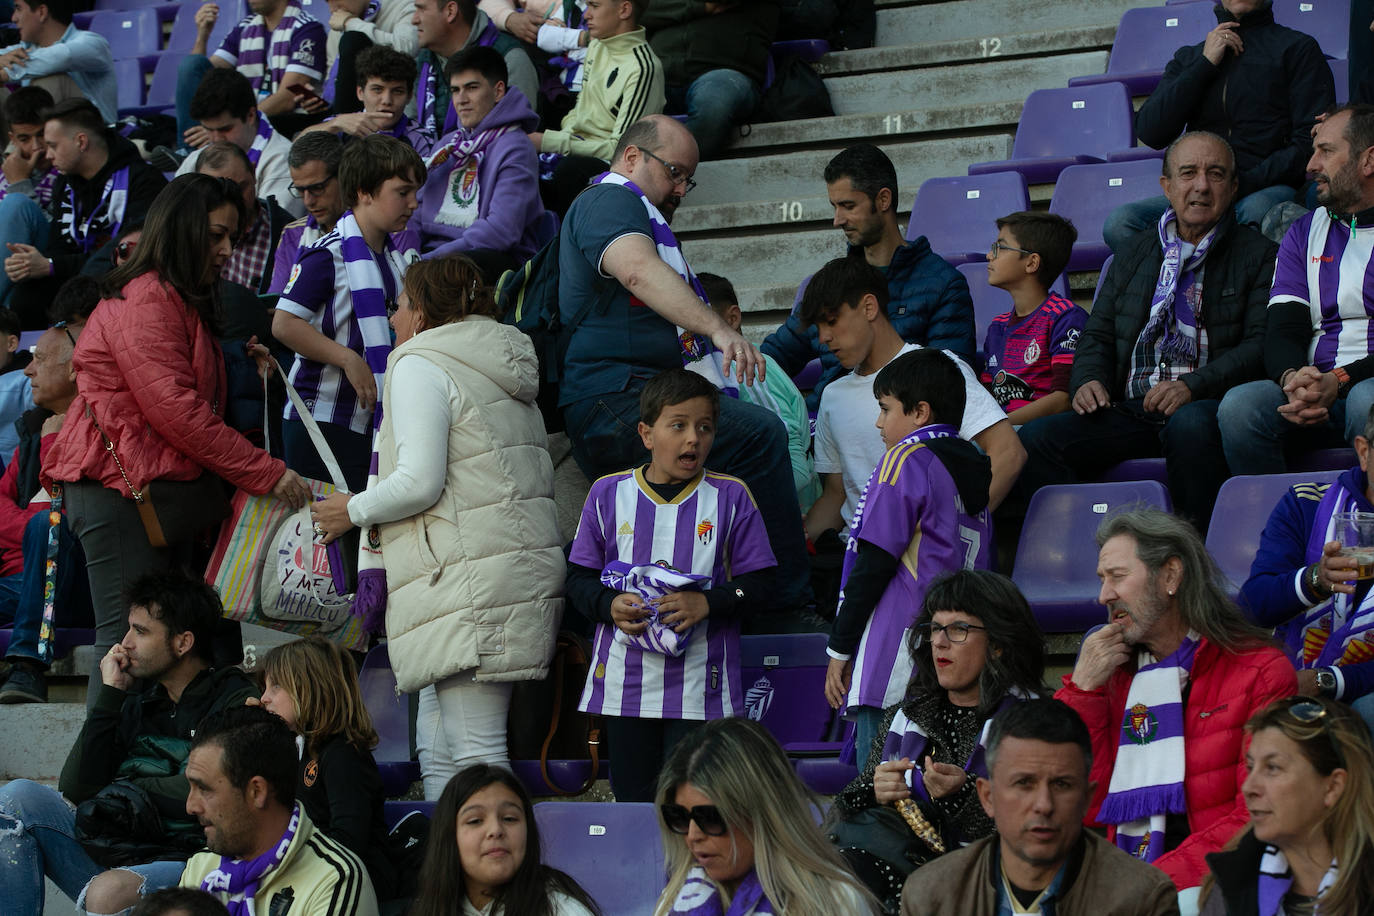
[266,359,350,493]
[86,404,145,504]
[539,633,601,796]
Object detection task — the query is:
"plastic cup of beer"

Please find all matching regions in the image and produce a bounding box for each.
[1336,510,1374,580]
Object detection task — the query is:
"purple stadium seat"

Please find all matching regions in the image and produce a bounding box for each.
[1273,0,1349,59]
[1290,447,1358,472]
[132,52,181,116]
[1105,146,1168,163]
[535,802,666,915]
[1012,481,1173,632]
[166,0,246,55]
[739,633,834,747]
[358,644,421,796]
[1331,57,1349,104]
[300,0,331,27]
[1068,3,1217,95]
[1207,472,1342,602]
[510,758,610,798]
[114,57,146,113]
[1048,159,1165,271]
[89,8,161,60]
[1093,253,1114,303]
[794,757,859,794]
[908,172,1030,266]
[792,357,822,391]
[1096,458,1169,486]
[955,262,1070,366]
[967,82,1136,185]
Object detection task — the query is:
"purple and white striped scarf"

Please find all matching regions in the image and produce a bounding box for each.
[418,22,501,136]
[1290,475,1374,669]
[669,866,775,915]
[62,167,128,254]
[1097,632,1199,862]
[602,559,712,657]
[1139,208,1219,366]
[884,693,1023,807]
[200,803,301,916]
[1257,844,1337,916]
[593,171,738,396]
[265,2,311,99]
[247,115,275,169]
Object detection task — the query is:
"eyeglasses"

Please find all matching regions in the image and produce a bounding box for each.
[639,148,697,195]
[288,175,336,198]
[660,803,728,836]
[913,621,987,647]
[53,320,75,348]
[1284,700,1330,726]
[989,240,1035,258]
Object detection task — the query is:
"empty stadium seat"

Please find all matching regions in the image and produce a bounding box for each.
[967,83,1136,185]
[1273,0,1350,59]
[137,52,181,116]
[908,171,1030,266]
[1048,159,1165,271]
[114,57,146,114]
[1068,3,1217,95]
[89,8,161,60]
[534,802,665,915]
[739,632,834,747]
[358,644,421,796]
[1207,471,1342,600]
[1012,480,1173,632]
[954,262,1070,368]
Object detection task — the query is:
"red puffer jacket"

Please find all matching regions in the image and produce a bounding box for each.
[1055,637,1296,891]
[43,272,285,496]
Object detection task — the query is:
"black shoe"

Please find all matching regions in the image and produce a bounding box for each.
[0,663,47,703]
[147,145,187,172]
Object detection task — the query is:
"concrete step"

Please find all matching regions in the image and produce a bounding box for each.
[814,25,1115,78]
[0,702,88,782]
[870,0,1157,46]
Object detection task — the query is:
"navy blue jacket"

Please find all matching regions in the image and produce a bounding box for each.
[1240,465,1374,701]
[760,238,976,409]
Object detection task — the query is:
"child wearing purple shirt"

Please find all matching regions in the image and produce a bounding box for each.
[823,348,993,758]
[565,369,777,803]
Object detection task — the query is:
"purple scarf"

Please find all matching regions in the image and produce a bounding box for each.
[1139,207,1219,366]
[1257,844,1337,916]
[200,803,301,916]
[247,115,275,169]
[62,166,129,254]
[883,693,1023,806]
[670,867,776,915]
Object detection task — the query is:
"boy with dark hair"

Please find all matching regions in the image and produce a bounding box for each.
[272,134,424,490]
[176,68,300,217]
[299,46,434,156]
[701,272,819,510]
[800,256,1010,544]
[0,87,57,212]
[0,0,117,123]
[565,367,777,803]
[416,44,545,283]
[981,211,1086,426]
[823,347,993,758]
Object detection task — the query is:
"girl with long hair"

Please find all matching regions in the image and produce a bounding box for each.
[259,636,394,899]
[830,569,1047,911]
[654,717,878,915]
[1200,696,1374,915]
[409,765,600,916]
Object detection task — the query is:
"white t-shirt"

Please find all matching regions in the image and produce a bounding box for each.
[462,889,598,915]
[813,342,1005,531]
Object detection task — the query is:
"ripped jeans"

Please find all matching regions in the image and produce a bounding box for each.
[0,778,101,914]
[78,859,187,916]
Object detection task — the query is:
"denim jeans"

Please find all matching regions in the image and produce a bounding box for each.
[0,192,51,309]
[665,69,762,160]
[1016,398,1227,529]
[0,509,89,665]
[174,55,214,153]
[1217,378,1374,475]
[850,703,888,767]
[1101,185,1298,253]
[0,779,103,914]
[563,388,813,612]
[78,860,187,916]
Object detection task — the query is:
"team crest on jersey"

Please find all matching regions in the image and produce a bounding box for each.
[696,519,714,544]
[1124,703,1158,745]
[1023,340,1041,365]
[283,262,302,295]
[745,674,773,721]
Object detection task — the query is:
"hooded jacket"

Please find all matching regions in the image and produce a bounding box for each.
[1135,2,1333,197]
[416,87,546,262]
[372,318,562,693]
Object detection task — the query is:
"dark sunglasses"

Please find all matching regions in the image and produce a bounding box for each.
[115,239,137,261]
[53,320,75,348]
[1285,699,1330,726]
[660,803,728,836]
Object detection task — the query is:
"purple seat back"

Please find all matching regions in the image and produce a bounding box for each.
[144,52,181,109]
[1105,4,1217,75]
[1290,447,1357,472]
[1273,0,1349,59]
[1012,481,1172,632]
[166,0,245,55]
[739,633,834,746]
[534,802,666,914]
[114,57,145,112]
[359,644,408,764]
[908,172,1030,263]
[1207,471,1343,601]
[1049,159,1165,271]
[1096,458,1169,486]
[1094,253,1115,304]
[1331,57,1349,105]
[1012,83,1136,161]
[89,8,161,60]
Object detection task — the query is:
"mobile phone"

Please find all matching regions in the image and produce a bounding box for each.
[287,83,326,106]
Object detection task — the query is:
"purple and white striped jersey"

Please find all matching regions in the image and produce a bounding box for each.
[571,467,775,720]
[1270,208,1374,371]
[842,438,993,712]
[214,2,326,101]
[277,226,419,434]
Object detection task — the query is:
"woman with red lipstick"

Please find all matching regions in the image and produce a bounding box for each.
[654,717,878,916]
[1199,696,1374,915]
[830,570,1047,911]
[410,765,601,916]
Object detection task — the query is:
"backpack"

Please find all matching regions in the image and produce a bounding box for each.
[755,55,835,123]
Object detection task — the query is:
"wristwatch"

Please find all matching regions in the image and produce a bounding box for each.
[1315,667,1338,699]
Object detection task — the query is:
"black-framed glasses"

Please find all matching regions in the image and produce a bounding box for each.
[53,320,75,348]
[913,621,987,647]
[660,803,728,836]
[989,240,1035,258]
[639,148,697,195]
[288,174,336,198]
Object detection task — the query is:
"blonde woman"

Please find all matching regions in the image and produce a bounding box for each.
[654,717,879,916]
[1200,696,1374,915]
